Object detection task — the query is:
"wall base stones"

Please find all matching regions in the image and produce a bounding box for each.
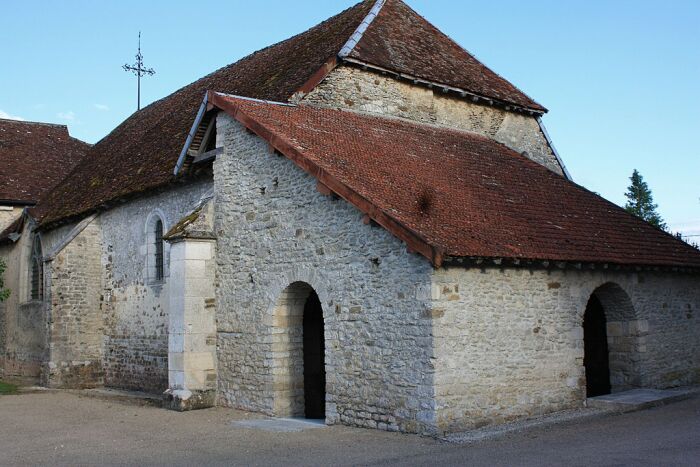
[103,335,168,393]
[163,388,216,411]
[44,360,103,389]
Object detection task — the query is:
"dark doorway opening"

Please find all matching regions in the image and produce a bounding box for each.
[302,291,325,419]
[583,295,611,397]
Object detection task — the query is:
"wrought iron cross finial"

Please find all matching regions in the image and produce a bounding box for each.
[123,32,156,111]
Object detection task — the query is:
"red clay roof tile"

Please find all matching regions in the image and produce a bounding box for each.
[210,92,700,269]
[0,119,89,205]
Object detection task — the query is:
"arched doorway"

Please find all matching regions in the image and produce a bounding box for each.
[583,283,642,397]
[271,282,326,419]
[303,291,325,419]
[583,294,611,396]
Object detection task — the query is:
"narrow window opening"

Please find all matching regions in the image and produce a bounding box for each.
[30,235,43,300]
[154,219,164,281]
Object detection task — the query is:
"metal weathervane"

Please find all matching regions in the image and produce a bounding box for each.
[123,32,156,111]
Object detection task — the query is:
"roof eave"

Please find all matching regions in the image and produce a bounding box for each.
[443,255,700,275]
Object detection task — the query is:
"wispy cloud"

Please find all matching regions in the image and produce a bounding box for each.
[57,111,76,121]
[94,104,109,111]
[0,109,25,121]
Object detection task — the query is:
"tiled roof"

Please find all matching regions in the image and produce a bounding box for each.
[345,0,546,112]
[208,92,700,269]
[36,1,374,226]
[0,119,89,204]
[37,0,547,227]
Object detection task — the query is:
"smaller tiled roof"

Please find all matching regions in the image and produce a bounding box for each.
[0,118,90,204]
[207,92,700,269]
[163,192,215,241]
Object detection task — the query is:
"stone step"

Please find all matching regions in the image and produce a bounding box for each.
[587,388,697,412]
[231,417,327,433]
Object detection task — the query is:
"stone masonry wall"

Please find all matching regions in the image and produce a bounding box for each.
[0,225,45,381]
[100,180,211,394]
[430,266,700,433]
[214,114,437,434]
[302,65,564,175]
[44,219,103,388]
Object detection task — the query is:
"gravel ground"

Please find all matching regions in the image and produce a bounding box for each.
[0,390,698,466]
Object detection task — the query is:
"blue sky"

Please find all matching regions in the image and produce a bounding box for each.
[1,0,698,237]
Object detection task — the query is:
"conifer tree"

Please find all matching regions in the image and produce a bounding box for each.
[624,169,667,230]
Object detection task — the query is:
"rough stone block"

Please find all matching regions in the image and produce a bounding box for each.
[163,388,216,411]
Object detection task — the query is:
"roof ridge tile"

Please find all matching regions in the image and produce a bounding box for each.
[338,0,386,58]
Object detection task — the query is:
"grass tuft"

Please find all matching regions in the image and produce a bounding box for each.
[0,380,18,395]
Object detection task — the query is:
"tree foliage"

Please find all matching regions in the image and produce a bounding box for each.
[624,169,667,230]
[0,258,10,302]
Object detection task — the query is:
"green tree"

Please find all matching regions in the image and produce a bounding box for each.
[624,169,667,230]
[0,258,10,302]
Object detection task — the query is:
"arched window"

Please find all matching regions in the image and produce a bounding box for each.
[145,211,168,283]
[154,219,164,281]
[30,235,43,300]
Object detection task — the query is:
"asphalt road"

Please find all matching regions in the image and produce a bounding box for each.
[0,391,698,466]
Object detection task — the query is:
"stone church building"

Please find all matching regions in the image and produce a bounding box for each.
[1,0,699,435]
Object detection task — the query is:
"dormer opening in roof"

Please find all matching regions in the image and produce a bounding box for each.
[187,111,217,157]
[174,92,224,176]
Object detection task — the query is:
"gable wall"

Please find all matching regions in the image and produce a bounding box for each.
[42,219,103,388]
[430,266,700,433]
[301,65,564,175]
[214,114,438,434]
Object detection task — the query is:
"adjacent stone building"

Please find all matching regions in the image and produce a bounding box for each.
[1,0,698,435]
[0,118,89,380]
